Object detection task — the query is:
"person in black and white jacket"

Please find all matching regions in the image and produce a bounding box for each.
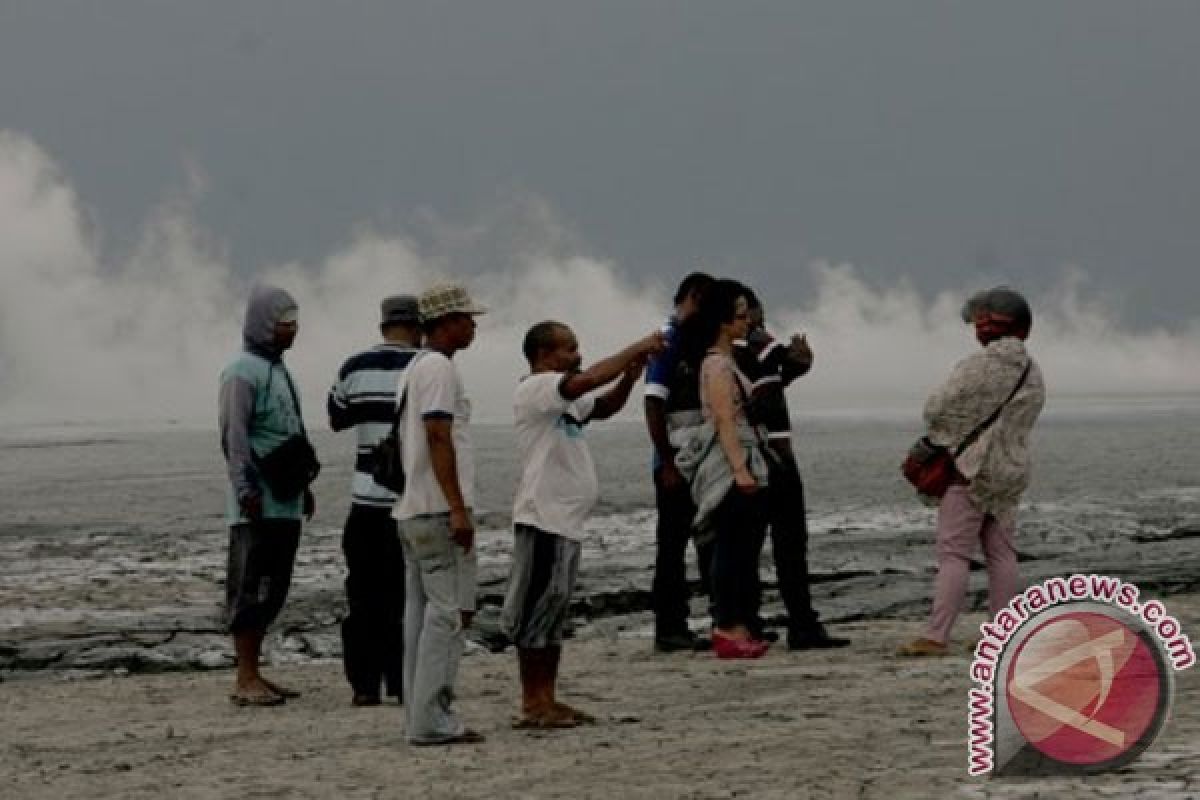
[328,295,422,707]
[733,288,850,651]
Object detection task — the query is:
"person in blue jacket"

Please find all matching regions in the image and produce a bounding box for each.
[219,284,314,706]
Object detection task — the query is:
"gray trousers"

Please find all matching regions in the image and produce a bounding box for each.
[399,512,478,744]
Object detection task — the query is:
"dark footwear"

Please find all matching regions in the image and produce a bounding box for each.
[511,709,579,730]
[411,729,487,746]
[262,679,301,699]
[788,624,851,651]
[654,630,709,653]
[229,690,285,707]
[352,693,382,707]
[896,637,949,657]
[747,620,781,643]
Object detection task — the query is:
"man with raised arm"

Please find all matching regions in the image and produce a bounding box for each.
[504,321,665,727]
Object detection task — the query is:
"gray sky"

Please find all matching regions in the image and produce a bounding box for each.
[3,0,1198,327]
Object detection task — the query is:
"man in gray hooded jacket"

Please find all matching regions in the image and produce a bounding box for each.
[219,285,315,706]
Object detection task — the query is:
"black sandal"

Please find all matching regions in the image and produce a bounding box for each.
[229,691,285,707]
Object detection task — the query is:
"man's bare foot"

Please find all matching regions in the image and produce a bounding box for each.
[552,701,596,725]
[512,702,579,729]
[230,679,284,707]
[232,676,284,703]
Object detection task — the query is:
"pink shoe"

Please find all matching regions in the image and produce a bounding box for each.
[713,633,769,659]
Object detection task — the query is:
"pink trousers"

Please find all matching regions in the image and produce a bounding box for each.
[924,485,1018,644]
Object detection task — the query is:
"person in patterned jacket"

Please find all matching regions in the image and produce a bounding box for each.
[898,287,1046,657]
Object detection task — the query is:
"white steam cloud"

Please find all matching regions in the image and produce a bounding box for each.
[1,131,1197,428]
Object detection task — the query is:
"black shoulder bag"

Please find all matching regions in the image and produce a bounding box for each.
[371,356,421,494]
[254,364,321,501]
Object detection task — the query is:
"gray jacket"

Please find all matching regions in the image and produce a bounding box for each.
[675,420,770,540]
[218,285,303,522]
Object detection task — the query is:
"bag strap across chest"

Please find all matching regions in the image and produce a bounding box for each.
[953,359,1032,457]
[261,361,307,436]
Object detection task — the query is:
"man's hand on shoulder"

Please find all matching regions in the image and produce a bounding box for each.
[640,329,669,358]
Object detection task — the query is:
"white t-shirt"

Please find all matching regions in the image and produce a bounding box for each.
[392,351,475,521]
[512,372,599,540]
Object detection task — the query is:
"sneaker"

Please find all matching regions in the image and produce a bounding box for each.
[352,693,382,707]
[788,624,851,651]
[895,637,949,657]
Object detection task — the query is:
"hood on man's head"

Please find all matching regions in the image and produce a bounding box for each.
[243,284,298,354]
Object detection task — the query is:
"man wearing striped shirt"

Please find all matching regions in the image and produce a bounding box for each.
[328,295,423,706]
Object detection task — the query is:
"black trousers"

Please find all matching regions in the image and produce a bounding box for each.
[767,459,820,632]
[651,467,712,636]
[341,505,405,698]
[226,519,301,634]
[710,488,768,630]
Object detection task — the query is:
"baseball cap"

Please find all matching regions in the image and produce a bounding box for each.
[381,294,420,326]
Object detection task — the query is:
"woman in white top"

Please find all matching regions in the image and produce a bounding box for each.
[681,279,771,659]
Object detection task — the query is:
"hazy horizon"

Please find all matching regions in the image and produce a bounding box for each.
[2,130,1198,427]
[3,3,1199,425]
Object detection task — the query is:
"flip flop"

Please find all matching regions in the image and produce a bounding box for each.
[410,729,487,746]
[229,691,285,707]
[511,710,580,730]
[262,679,301,699]
[552,702,596,725]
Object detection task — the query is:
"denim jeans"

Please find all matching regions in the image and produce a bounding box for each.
[399,512,478,744]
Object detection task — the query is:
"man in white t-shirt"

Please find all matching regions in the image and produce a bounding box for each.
[503,321,664,729]
[394,282,486,746]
